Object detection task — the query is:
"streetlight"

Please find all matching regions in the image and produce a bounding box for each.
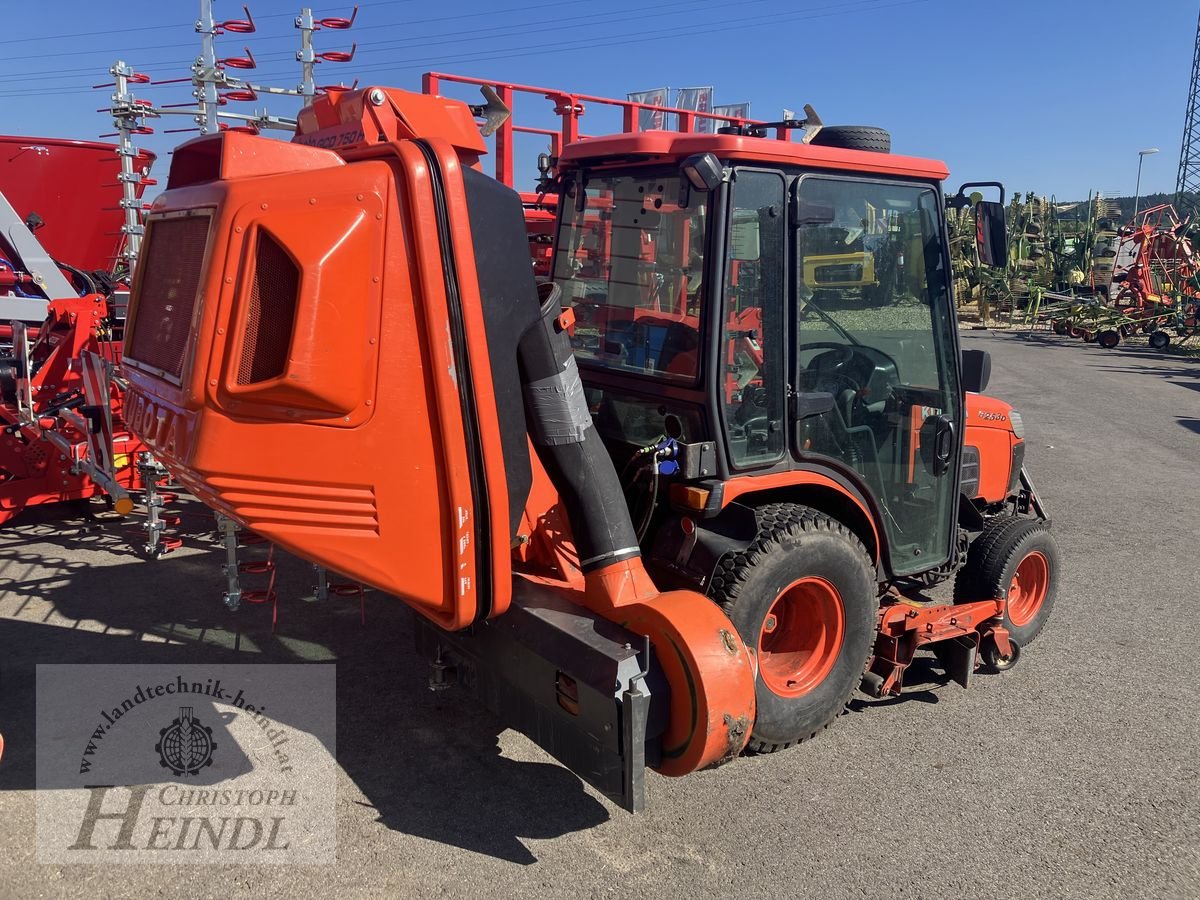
[1134,148,1159,218]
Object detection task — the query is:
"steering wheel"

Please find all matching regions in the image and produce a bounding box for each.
[796,341,856,367]
[797,341,860,391]
[796,341,868,428]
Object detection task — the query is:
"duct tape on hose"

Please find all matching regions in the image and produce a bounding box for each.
[525,355,592,446]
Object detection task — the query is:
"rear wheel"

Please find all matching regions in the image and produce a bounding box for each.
[1150,330,1171,350]
[954,516,1059,647]
[708,504,876,752]
[1097,329,1121,349]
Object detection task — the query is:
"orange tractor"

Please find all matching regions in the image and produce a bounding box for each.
[120,82,1058,810]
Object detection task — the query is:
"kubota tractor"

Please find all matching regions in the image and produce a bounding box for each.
[120,83,1057,811]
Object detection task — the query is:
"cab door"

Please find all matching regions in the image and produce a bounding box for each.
[790,174,961,575]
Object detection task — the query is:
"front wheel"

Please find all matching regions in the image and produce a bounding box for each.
[954,516,1059,647]
[708,504,876,753]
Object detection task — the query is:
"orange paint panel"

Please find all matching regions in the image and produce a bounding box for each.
[963,427,1014,503]
[964,392,1018,503]
[559,131,949,181]
[218,189,385,422]
[124,132,514,631]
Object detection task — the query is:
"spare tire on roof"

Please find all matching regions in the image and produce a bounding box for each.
[809,125,891,153]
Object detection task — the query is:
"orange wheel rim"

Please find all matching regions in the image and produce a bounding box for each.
[758,576,845,698]
[1008,551,1049,627]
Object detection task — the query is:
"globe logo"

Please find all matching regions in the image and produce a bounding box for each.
[155,707,216,776]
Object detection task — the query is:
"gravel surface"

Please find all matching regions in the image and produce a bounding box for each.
[0,328,1197,898]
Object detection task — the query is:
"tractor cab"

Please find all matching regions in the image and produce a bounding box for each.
[552,130,994,581]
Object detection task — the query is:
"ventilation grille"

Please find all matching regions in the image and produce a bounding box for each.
[127,215,210,379]
[238,233,298,385]
[960,444,981,498]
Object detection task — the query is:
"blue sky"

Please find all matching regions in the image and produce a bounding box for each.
[2,0,1195,200]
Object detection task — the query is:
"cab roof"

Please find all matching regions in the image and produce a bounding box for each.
[557,130,949,182]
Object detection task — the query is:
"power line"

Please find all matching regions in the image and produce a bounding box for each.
[3,0,722,84]
[0,0,925,101]
[247,0,928,82]
[0,0,587,61]
[0,0,418,45]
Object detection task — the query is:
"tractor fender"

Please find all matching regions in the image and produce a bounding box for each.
[647,481,886,592]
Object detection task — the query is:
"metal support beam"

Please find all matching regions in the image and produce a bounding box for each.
[0,191,76,302]
[1175,8,1200,220]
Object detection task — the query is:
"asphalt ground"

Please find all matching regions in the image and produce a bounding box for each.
[0,328,1197,898]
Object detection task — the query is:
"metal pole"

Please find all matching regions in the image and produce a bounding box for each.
[1134,155,1145,219]
[1134,148,1159,219]
[110,61,144,271]
[196,0,220,134]
[296,8,316,106]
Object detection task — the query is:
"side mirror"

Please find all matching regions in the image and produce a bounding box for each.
[975,200,1008,268]
[962,349,991,394]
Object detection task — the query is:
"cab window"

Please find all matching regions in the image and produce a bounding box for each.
[723,169,787,468]
[554,172,706,384]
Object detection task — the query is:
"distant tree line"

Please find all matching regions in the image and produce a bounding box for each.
[1057,192,1199,223]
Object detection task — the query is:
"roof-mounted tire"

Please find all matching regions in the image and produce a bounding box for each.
[810,125,891,153]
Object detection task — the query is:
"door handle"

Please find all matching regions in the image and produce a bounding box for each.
[933,415,955,475]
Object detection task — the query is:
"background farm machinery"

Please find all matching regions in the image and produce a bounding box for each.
[0,136,157,532]
[949,190,1115,321]
[1036,203,1200,349]
[948,187,1200,351]
[0,1,360,539]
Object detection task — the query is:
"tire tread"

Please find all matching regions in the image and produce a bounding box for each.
[708,503,875,753]
[954,515,1057,646]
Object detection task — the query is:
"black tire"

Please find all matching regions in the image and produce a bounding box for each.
[1052,320,1069,336]
[1149,330,1171,350]
[1097,329,1120,349]
[708,503,876,752]
[954,516,1059,647]
[809,125,891,153]
[980,639,1021,671]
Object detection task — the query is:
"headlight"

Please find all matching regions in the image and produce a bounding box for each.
[1009,409,1024,439]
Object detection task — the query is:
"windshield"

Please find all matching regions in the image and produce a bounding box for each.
[553,171,707,383]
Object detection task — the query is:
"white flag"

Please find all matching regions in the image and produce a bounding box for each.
[627,88,670,131]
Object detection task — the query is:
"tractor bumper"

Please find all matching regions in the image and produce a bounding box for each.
[413,577,666,813]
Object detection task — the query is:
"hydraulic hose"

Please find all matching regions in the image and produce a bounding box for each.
[517,282,641,571]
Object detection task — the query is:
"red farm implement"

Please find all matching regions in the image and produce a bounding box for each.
[0,135,157,529]
[1043,204,1200,349]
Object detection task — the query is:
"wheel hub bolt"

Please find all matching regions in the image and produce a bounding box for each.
[764,615,777,633]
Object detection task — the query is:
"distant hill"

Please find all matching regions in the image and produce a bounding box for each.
[1056,192,1194,223]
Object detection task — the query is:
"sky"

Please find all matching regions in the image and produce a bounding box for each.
[2,0,1196,201]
